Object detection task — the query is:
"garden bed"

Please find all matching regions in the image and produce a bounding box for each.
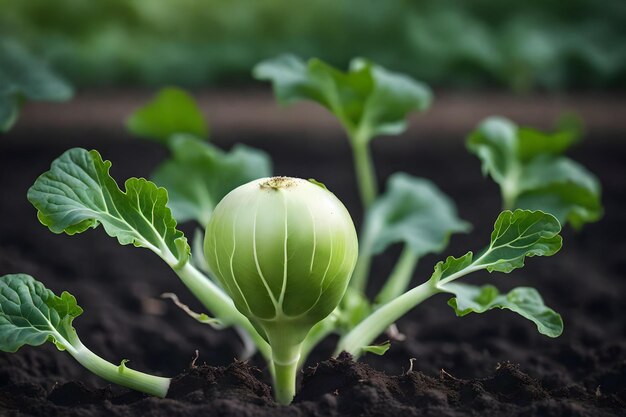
[0,125,624,416]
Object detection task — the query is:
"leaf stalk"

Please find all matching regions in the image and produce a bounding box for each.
[71,338,171,398]
[336,279,440,358]
[375,246,419,305]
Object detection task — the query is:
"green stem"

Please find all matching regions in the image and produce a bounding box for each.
[70,339,171,398]
[270,342,303,405]
[501,163,522,210]
[502,187,517,211]
[336,279,440,358]
[260,319,309,404]
[345,125,377,293]
[351,138,378,210]
[172,262,271,360]
[273,356,299,405]
[339,257,488,358]
[375,246,419,305]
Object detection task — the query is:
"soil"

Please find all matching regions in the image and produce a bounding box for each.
[0,127,624,416]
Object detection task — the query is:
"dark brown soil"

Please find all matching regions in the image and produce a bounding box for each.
[0,127,624,416]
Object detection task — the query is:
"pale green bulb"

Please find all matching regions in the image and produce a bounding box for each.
[204,177,358,344]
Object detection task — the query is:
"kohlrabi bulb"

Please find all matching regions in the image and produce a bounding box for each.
[205,176,358,339]
[204,177,358,403]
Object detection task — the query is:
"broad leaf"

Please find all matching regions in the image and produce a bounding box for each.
[27,148,188,265]
[467,116,602,228]
[516,157,602,229]
[467,117,517,184]
[0,39,73,132]
[152,134,272,225]
[0,274,82,352]
[127,87,209,143]
[442,283,563,337]
[516,125,580,162]
[361,173,470,256]
[254,54,431,139]
[431,210,562,285]
[479,209,562,272]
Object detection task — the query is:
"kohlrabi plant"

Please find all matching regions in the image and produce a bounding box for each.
[0,57,602,405]
[204,177,358,403]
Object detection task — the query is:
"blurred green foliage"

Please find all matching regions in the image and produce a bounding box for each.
[0,39,73,132]
[1,0,624,91]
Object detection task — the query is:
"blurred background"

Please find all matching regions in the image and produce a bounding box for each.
[2,0,626,91]
[0,2,625,411]
[1,0,625,138]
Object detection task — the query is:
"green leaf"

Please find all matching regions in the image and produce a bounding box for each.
[431,210,562,285]
[443,283,563,337]
[362,340,391,356]
[0,39,73,132]
[151,134,272,225]
[430,252,475,283]
[127,87,209,143]
[479,209,562,273]
[427,211,563,338]
[467,116,602,228]
[361,173,470,256]
[27,148,189,265]
[516,126,580,162]
[467,117,517,183]
[516,157,602,229]
[254,54,431,139]
[0,274,82,353]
